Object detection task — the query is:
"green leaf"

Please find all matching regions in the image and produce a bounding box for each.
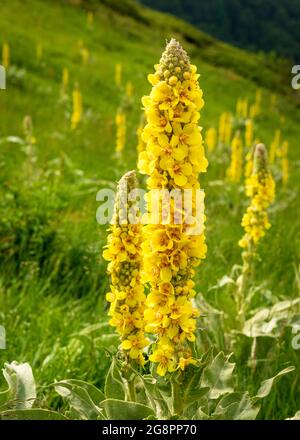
[0,409,68,420]
[54,379,103,420]
[242,299,300,338]
[104,358,126,400]
[1,361,36,409]
[100,399,155,420]
[255,366,295,399]
[213,392,260,420]
[201,352,235,399]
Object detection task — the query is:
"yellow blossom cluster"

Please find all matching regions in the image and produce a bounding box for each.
[205,127,217,152]
[61,67,69,95]
[103,171,148,365]
[2,42,10,69]
[278,140,289,186]
[138,39,208,376]
[236,98,248,119]
[219,112,232,144]
[226,131,243,182]
[115,110,126,153]
[245,119,254,148]
[71,85,82,130]
[269,129,281,164]
[239,144,275,249]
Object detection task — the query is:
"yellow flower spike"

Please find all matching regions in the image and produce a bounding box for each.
[280,141,289,186]
[103,171,148,365]
[126,81,134,99]
[226,131,243,183]
[115,63,122,87]
[269,129,281,165]
[138,39,208,373]
[239,144,275,250]
[245,119,254,147]
[62,67,69,94]
[115,109,127,154]
[71,84,82,130]
[205,127,217,152]
[2,42,10,69]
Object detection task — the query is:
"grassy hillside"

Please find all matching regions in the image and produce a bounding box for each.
[0,0,299,419]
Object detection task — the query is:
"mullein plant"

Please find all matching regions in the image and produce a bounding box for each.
[226,131,243,183]
[237,144,275,322]
[103,171,148,366]
[269,129,281,165]
[115,108,127,155]
[278,140,289,186]
[138,39,208,376]
[2,42,10,69]
[204,127,217,153]
[71,84,82,130]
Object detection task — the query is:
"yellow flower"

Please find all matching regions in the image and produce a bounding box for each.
[269,129,281,165]
[2,42,10,69]
[205,127,217,152]
[71,85,82,130]
[149,345,177,376]
[115,110,126,153]
[245,119,254,147]
[226,131,243,183]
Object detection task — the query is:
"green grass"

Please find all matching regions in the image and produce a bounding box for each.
[0,0,299,419]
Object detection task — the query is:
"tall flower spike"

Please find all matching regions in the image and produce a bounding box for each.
[115,109,126,154]
[239,144,275,250]
[103,171,148,366]
[2,42,10,69]
[226,131,243,183]
[139,39,208,376]
[71,84,82,130]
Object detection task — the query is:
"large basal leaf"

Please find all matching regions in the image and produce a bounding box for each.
[254,366,295,400]
[0,409,68,420]
[104,358,126,400]
[212,392,260,420]
[201,352,235,399]
[55,379,104,420]
[2,361,36,410]
[100,399,155,420]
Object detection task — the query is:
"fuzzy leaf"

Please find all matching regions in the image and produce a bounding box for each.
[100,399,155,420]
[2,362,36,409]
[255,366,295,399]
[201,352,235,399]
[55,379,103,420]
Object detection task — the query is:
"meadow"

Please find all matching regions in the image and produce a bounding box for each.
[0,0,299,420]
